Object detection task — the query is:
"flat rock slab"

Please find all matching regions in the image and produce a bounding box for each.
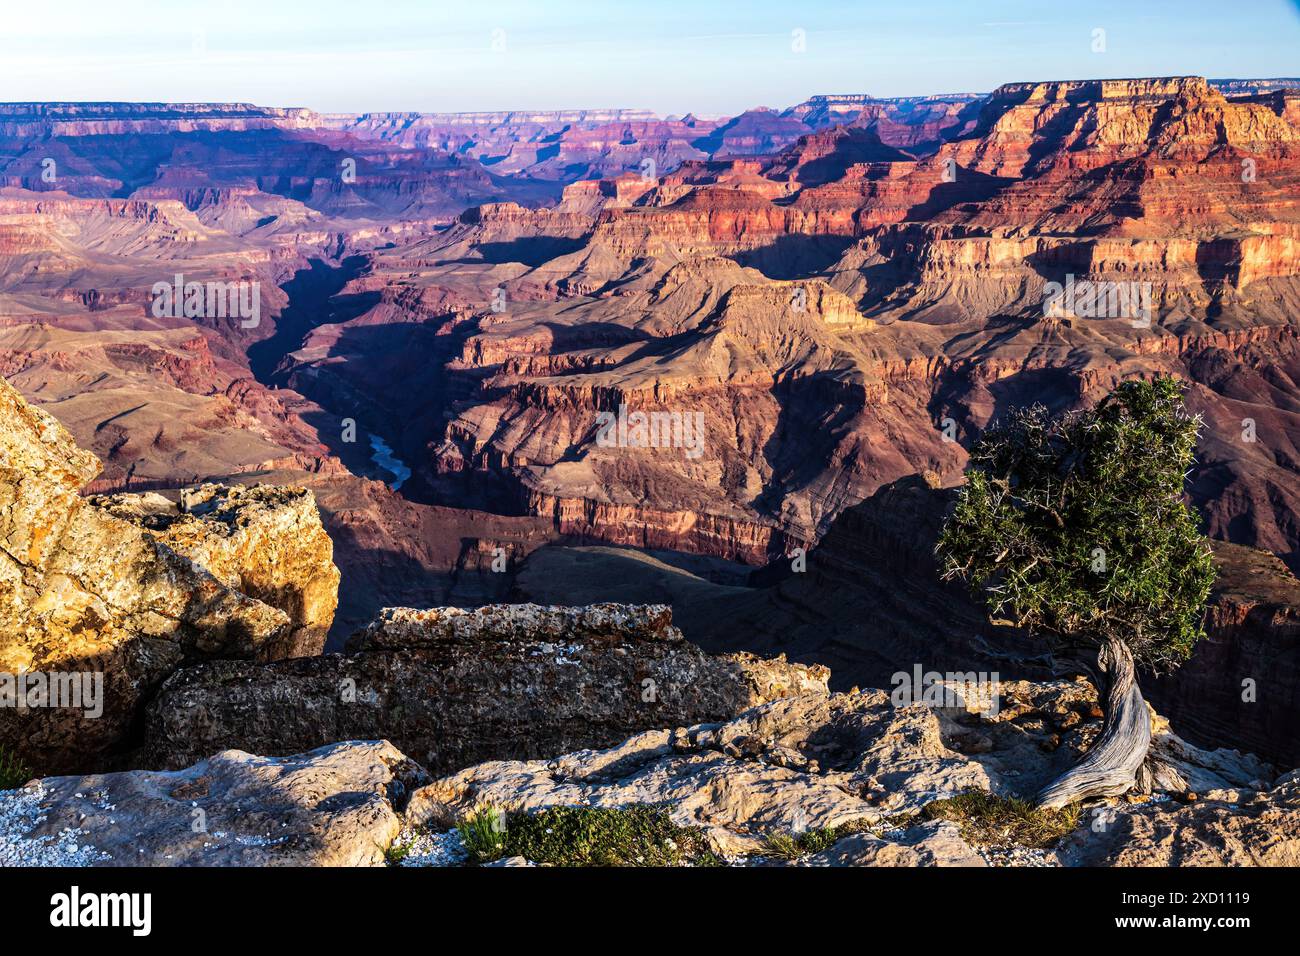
[805,821,986,867]
[4,740,425,866]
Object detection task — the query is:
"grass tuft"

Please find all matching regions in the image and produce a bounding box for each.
[457,805,509,863]
[384,834,415,865]
[0,746,30,790]
[761,818,875,860]
[459,804,720,867]
[917,790,1081,848]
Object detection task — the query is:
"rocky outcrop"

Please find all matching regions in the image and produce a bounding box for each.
[140,603,829,774]
[0,376,338,773]
[1055,769,1300,866]
[405,677,1278,864]
[92,484,340,658]
[1,741,426,867]
[7,675,1285,867]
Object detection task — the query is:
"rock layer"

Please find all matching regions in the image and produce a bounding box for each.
[141,603,829,774]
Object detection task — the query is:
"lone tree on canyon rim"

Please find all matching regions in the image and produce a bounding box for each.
[936,377,1216,808]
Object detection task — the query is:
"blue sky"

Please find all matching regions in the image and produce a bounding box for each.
[1,0,1297,114]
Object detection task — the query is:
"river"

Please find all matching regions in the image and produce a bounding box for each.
[368,434,411,491]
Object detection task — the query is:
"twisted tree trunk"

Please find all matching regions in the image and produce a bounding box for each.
[1036,636,1151,808]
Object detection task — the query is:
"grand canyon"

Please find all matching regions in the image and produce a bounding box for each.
[4,40,1300,894]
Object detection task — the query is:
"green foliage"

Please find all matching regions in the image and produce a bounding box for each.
[762,818,876,860]
[0,746,30,790]
[460,804,720,866]
[936,376,1216,671]
[762,832,801,860]
[917,790,1081,848]
[384,834,414,865]
[457,805,509,863]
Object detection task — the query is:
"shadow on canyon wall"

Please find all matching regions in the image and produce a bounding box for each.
[511,474,1300,770]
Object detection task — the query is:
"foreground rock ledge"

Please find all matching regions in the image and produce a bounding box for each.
[406,679,1285,863]
[1,741,426,867]
[143,602,829,774]
[8,678,1291,867]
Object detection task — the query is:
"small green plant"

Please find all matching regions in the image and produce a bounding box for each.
[384,834,415,865]
[917,791,1081,849]
[0,746,30,790]
[763,832,801,860]
[761,818,875,860]
[457,805,509,863]
[459,804,720,866]
[505,805,718,866]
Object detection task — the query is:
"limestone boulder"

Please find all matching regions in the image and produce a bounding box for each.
[0,376,338,772]
[1,740,424,866]
[141,602,829,774]
[93,484,340,658]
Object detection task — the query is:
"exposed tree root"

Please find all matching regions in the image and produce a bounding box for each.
[1036,637,1151,808]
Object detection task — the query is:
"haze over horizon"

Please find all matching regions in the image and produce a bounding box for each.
[1,0,1297,115]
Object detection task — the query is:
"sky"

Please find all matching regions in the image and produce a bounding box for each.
[0,0,1297,115]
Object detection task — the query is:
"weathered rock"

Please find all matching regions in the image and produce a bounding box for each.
[93,484,341,658]
[404,678,1282,863]
[5,677,1288,867]
[1055,770,1300,866]
[1,741,425,867]
[0,376,339,772]
[141,603,829,774]
[805,821,985,867]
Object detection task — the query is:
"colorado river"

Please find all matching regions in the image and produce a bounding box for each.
[368,434,411,491]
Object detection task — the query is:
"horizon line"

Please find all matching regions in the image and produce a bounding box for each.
[1,75,1298,120]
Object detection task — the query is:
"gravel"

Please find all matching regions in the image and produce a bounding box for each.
[0,784,110,867]
[977,844,1059,867]
[395,827,469,867]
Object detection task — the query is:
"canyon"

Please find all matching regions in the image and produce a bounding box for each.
[3,76,1300,867]
[0,377,1293,867]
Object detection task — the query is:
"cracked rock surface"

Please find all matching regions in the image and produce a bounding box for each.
[0,375,338,772]
[405,678,1280,864]
[141,602,829,774]
[6,740,424,866]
